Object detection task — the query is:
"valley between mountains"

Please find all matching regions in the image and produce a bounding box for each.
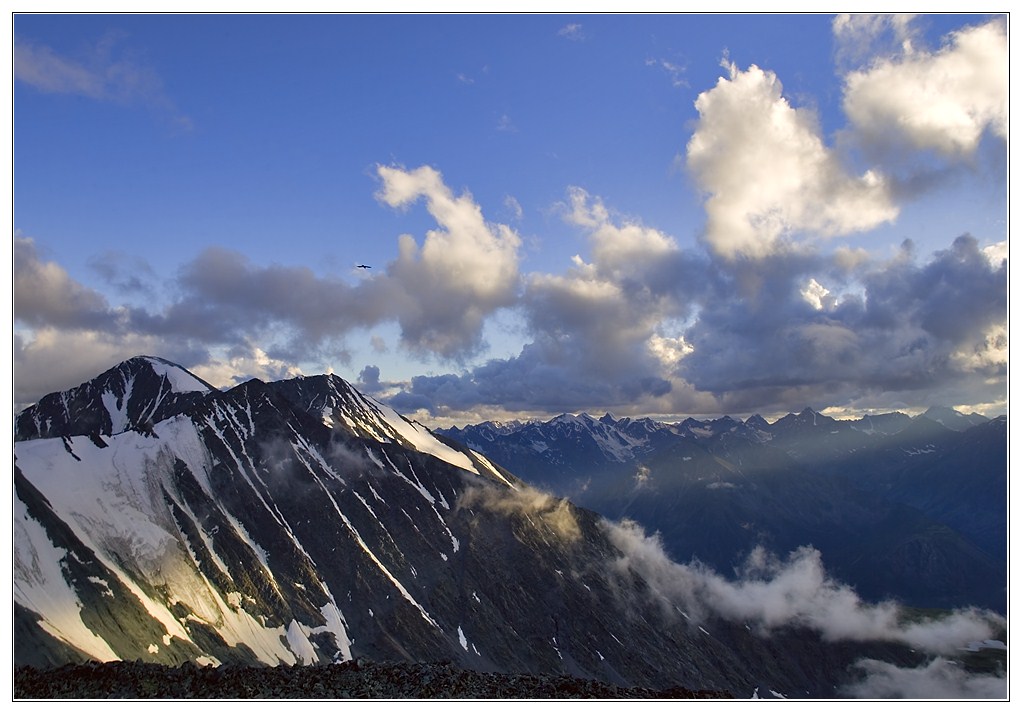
[13,357,1007,698]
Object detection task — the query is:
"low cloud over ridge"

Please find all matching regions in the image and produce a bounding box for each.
[602,519,1005,698]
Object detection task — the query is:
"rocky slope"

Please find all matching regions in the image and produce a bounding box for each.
[14,660,731,699]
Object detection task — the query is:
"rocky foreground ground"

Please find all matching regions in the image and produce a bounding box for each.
[15,659,733,699]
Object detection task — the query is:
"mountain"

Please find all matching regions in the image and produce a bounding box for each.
[15,357,951,697]
[439,407,1006,613]
[852,411,912,436]
[16,363,1009,696]
[15,356,215,441]
[920,406,990,432]
[825,415,1008,563]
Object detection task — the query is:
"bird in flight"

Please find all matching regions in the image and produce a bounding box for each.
[356,264,371,269]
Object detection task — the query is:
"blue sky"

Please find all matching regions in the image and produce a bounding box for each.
[11,12,1008,425]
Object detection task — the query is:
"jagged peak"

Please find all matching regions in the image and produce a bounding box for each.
[106,356,213,391]
[550,412,583,425]
[45,355,216,399]
[774,407,834,426]
[15,355,217,441]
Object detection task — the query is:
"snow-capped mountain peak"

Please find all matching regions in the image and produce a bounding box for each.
[140,356,215,393]
[15,356,216,441]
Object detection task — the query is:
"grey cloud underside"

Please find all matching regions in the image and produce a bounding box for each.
[136,247,390,349]
[390,341,672,416]
[130,210,519,362]
[681,236,1005,408]
[14,236,506,370]
[88,251,160,297]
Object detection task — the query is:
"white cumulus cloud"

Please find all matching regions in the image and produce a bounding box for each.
[376,164,522,358]
[842,18,1007,158]
[687,62,898,259]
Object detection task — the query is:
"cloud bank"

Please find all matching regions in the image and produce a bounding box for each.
[604,520,1002,651]
[842,657,1007,699]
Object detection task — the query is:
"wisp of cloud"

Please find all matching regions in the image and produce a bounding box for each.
[604,519,1002,649]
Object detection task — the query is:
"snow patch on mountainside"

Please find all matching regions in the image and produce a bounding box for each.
[101,386,132,434]
[144,357,212,393]
[285,619,318,665]
[15,433,181,568]
[471,450,519,490]
[195,585,297,665]
[369,397,478,474]
[13,426,338,666]
[317,598,354,662]
[13,495,120,662]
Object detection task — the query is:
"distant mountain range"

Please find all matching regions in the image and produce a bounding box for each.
[13,357,1006,697]
[439,406,1006,613]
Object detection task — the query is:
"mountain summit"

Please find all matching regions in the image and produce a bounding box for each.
[15,356,215,441]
